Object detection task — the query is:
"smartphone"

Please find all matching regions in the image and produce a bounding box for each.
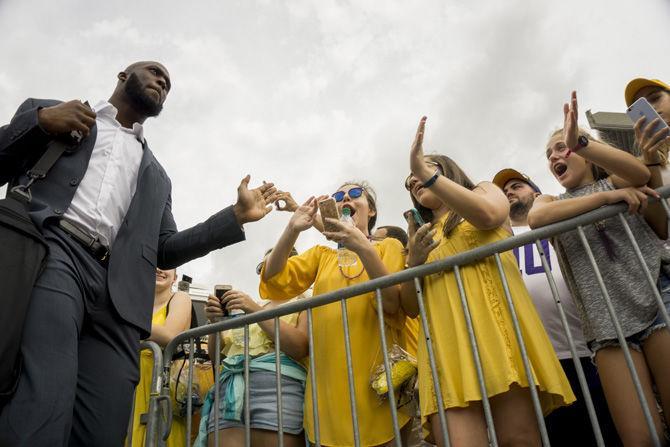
[403,208,425,227]
[214,284,232,317]
[627,97,669,136]
[318,197,340,232]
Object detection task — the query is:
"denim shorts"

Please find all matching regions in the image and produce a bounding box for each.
[588,271,670,353]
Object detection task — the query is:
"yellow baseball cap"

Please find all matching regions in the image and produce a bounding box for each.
[625,78,670,107]
[492,168,541,193]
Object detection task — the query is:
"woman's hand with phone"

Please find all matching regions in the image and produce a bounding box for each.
[322,218,370,254]
[634,116,670,165]
[221,290,262,315]
[406,221,439,267]
[205,294,225,322]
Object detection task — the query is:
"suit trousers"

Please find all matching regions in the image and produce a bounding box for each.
[0,224,141,447]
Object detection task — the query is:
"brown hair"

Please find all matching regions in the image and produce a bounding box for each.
[410,154,476,237]
[337,181,378,232]
[548,128,608,181]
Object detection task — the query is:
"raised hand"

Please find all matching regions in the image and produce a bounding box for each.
[409,116,432,183]
[288,197,319,232]
[322,217,369,254]
[563,91,579,149]
[406,221,439,267]
[233,176,280,225]
[634,116,670,165]
[275,191,299,212]
[38,100,96,137]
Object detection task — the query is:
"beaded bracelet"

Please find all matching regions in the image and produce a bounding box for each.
[422,169,441,188]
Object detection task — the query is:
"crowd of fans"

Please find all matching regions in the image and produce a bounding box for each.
[133,79,670,447]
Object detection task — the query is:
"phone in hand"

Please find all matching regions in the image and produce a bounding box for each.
[214,284,232,317]
[404,208,425,228]
[318,197,340,232]
[627,97,669,136]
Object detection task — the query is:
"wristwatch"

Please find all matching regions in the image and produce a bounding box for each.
[571,135,589,152]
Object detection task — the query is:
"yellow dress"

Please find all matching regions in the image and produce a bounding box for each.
[260,238,411,446]
[129,305,186,447]
[417,217,575,428]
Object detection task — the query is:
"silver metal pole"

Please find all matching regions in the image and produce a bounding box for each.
[244,325,251,447]
[534,240,605,447]
[340,298,361,447]
[374,289,402,447]
[493,254,550,446]
[577,226,661,446]
[213,334,221,447]
[186,339,195,445]
[413,277,451,447]
[453,266,498,446]
[307,308,321,447]
[617,213,670,328]
[274,317,285,447]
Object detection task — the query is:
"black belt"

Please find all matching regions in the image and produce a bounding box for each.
[57,218,110,265]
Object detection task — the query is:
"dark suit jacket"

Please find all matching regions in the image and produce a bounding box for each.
[0,98,245,335]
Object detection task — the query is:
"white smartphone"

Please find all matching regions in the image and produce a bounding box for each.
[626,97,669,136]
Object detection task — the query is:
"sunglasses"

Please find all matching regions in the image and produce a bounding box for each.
[332,187,364,202]
[405,161,441,190]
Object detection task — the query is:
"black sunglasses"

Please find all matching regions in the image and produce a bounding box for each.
[332,187,364,202]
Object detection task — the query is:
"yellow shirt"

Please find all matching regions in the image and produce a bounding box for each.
[260,238,410,446]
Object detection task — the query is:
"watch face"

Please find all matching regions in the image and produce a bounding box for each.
[578,135,589,148]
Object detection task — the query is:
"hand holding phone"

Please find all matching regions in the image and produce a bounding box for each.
[214,284,233,317]
[318,197,340,232]
[627,97,670,162]
[627,97,669,136]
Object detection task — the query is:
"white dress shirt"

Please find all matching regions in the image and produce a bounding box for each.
[63,100,145,247]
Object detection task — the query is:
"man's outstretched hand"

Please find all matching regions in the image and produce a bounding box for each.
[233,176,280,225]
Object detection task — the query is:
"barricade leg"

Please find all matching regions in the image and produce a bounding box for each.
[577,226,661,446]
[493,253,550,446]
[274,317,285,447]
[453,266,498,446]
[186,339,195,445]
[374,289,402,447]
[413,277,451,447]
[534,239,605,446]
[244,325,251,447]
[307,308,321,447]
[340,298,361,447]
[213,334,221,447]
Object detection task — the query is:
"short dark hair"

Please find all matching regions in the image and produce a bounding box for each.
[377,226,408,248]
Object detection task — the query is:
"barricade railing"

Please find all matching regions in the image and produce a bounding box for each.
[159,185,670,447]
[127,340,172,447]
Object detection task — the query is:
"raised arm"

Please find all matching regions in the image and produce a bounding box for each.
[563,91,649,187]
[263,197,319,280]
[408,117,510,230]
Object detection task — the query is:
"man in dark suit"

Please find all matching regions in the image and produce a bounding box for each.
[0,61,279,446]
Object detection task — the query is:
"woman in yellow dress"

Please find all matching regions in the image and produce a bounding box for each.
[400,117,575,447]
[128,268,192,447]
[261,183,411,446]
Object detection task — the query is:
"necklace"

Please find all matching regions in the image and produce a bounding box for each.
[338,263,366,280]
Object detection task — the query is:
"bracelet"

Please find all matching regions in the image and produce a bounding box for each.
[645,162,663,167]
[422,169,441,188]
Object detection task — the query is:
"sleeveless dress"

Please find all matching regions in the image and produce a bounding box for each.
[128,305,186,447]
[416,216,575,430]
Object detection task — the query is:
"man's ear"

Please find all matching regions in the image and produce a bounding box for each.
[533,192,541,198]
[117,71,127,81]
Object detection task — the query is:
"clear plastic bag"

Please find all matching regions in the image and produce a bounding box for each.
[370,344,418,408]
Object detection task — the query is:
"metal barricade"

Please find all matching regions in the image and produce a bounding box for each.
[127,340,171,447]
[158,186,670,447]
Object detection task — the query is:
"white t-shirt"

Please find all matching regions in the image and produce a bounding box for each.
[512,225,591,359]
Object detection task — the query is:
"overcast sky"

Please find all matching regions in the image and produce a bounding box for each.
[1,0,669,297]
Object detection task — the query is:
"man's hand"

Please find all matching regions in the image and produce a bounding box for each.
[233,176,280,225]
[37,100,96,137]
